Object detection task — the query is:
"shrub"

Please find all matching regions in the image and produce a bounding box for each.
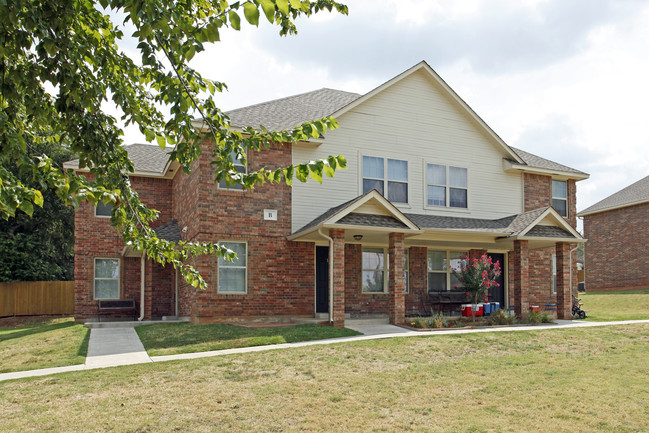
[425,311,448,328]
[488,308,514,325]
[409,317,425,329]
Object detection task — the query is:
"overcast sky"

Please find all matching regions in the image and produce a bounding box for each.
[121,0,649,215]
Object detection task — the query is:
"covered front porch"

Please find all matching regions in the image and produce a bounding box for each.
[290,191,585,327]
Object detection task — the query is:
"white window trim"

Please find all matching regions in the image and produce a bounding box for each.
[360,154,409,205]
[424,162,469,211]
[94,202,112,218]
[94,257,120,300]
[217,241,248,294]
[552,180,568,217]
[426,250,465,293]
[362,247,388,294]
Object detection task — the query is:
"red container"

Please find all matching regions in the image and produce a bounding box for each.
[472,304,484,317]
[530,305,540,312]
[461,304,472,317]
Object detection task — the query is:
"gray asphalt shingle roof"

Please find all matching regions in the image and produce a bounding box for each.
[338,213,408,229]
[509,147,587,176]
[225,88,361,131]
[154,219,182,242]
[579,175,649,215]
[66,144,172,174]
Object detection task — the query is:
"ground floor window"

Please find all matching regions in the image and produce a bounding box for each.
[218,241,247,293]
[362,248,386,293]
[427,250,464,292]
[94,258,120,299]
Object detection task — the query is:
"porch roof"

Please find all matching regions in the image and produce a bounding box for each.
[290,195,584,248]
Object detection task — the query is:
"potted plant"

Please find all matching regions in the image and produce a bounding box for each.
[452,254,501,322]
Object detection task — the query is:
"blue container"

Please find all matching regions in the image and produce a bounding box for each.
[483,303,492,316]
[491,302,500,312]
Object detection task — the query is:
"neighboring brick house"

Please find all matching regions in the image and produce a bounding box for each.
[579,176,649,291]
[66,61,588,326]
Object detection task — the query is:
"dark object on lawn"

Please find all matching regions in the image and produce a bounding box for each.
[578,282,585,292]
[572,295,587,320]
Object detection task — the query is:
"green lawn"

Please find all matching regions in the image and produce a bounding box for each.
[2,323,649,432]
[581,289,649,321]
[135,322,361,356]
[0,316,89,373]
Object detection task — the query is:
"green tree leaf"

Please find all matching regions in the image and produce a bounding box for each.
[243,2,260,26]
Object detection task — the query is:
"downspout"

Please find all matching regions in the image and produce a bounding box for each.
[318,228,335,325]
[174,267,179,317]
[569,245,579,301]
[138,254,145,321]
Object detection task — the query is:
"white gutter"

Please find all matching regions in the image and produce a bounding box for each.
[318,228,335,325]
[138,255,145,321]
[569,245,579,302]
[174,267,179,317]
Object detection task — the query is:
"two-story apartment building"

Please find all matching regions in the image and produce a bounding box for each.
[67,61,588,326]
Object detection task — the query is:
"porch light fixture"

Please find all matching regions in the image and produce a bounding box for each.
[353,235,363,241]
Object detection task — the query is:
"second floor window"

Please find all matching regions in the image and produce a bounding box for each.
[219,150,246,190]
[552,180,568,217]
[427,164,468,208]
[362,156,408,203]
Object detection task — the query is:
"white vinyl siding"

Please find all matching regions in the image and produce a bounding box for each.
[218,242,247,293]
[94,258,120,299]
[292,69,523,232]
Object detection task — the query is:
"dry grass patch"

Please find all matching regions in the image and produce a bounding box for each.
[0,316,89,373]
[2,324,649,432]
[581,289,649,321]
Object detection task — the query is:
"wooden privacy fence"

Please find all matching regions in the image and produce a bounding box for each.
[0,281,74,317]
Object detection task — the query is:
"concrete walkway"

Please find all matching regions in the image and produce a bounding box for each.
[2,318,649,382]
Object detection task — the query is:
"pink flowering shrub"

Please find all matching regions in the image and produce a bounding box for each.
[452,254,502,317]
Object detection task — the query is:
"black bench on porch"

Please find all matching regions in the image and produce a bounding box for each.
[426,291,471,314]
[97,300,138,322]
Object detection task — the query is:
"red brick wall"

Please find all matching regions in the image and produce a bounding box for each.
[405,247,428,315]
[73,174,174,319]
[584,202,649,291]
[180,141,318,321]
[521,173,579,312]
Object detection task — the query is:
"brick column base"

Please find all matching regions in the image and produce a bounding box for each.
[556,242,572,319]
[512,240,529,318]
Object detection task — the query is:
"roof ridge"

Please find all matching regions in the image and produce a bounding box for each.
[225,88,361,115]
